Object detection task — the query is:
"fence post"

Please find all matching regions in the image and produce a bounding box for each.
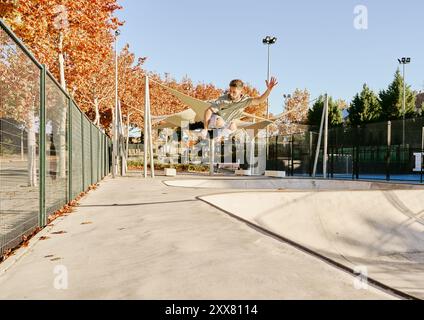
[386,121,391,181]
[90,123,94,185]
[309,132,313,176]
[67,99,72,202]
[96,129,99,181]
[290,134,294,176]
[356,143,360,180]
[108,138,111,175]
[351,145,355,180]
[81,111,85,191]
[104,136,107,176]
[421,126,423,184]
[355,125,360,180]
[105,135,108,176]
[275,135,278,171]
[104,133,106,178]
[39,65,46,228]
[99,131,102,180]
[209,138,215,176]
[101,133,104,178]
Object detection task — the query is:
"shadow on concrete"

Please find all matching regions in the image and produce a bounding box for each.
[79,199,199,208]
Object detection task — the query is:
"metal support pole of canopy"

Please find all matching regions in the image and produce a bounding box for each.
[209,137,215,176]
[144,76,155,178]
[313,94,328,178]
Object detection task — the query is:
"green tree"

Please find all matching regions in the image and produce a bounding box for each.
[415,92,424,116]
[308,95,343,127]
[379,69,416,121]
[348,84,381,126]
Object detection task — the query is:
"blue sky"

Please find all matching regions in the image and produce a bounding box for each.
[116,0,424,115]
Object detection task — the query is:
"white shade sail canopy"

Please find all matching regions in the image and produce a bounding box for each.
[149,78,274,133]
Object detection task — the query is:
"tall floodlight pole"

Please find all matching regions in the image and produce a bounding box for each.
[112,29,120,178]
[262,36,277,163]
[398,57,411,147]
[262,36,277,116]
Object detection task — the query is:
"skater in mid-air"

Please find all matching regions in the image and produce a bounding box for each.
[200,77,278,140]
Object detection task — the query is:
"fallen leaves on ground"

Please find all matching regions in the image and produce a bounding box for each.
[1,249,14,262]
[0,227,40,262]
[50,257,62,262]
[88,183,99,191]
[0,185,98,263]
[21,236,29,248]
[51,231,67,235]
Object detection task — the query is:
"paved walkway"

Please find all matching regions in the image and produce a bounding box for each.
[0,174,395,299]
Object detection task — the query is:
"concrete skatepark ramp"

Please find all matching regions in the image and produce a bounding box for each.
[164,178,423,191]
[166,178,424,298]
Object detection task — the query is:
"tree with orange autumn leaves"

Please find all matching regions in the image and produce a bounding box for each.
[1,0,268,135]
[270,89,311,135]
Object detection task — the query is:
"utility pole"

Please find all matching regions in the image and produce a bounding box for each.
[398,57,411,147]
[262,36,277,159]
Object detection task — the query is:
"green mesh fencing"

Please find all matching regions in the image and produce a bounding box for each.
[97,130,101,182]
[82,116,92,190]
[96,128,100,182]
[100,132,104,179]
[0,25,40,255]
[267,133,315,175]
[45,74,68,216]
[107,139,111,175]
[100,134,104,177]
[91,124,97,184]
[71,102,83,199]
[0,20,111,257]
[102,133,105,178]
[267,118,424,182]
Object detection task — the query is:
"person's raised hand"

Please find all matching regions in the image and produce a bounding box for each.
[266,77,278,90]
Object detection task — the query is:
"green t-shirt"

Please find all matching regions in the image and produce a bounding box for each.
[209,94,253,123]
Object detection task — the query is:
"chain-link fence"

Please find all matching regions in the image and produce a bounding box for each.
[0,20,111,256]
[267,118,424,183]
[146,114,423,181]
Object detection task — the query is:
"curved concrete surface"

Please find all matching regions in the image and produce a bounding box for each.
[0,176,395,300]
[199,189,424,299]
[164,178,423,190]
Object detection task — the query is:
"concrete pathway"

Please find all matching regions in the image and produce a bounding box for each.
[0,175,395,299]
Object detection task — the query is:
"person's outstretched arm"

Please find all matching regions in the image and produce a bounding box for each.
[249,77,278,106]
